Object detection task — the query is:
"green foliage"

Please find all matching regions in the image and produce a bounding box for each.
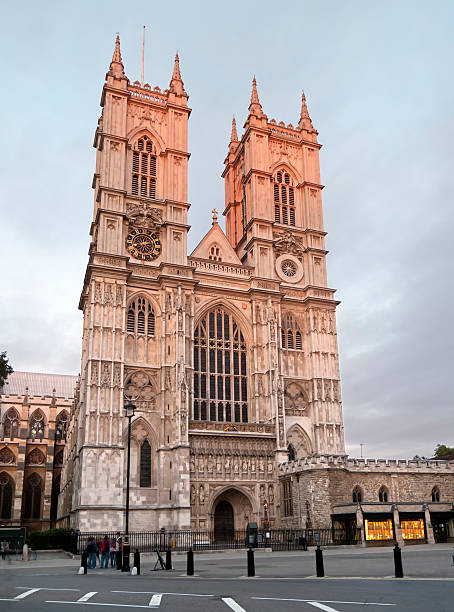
[28,528,75,550]
[434,444,454,458]
[412,454,427,460]
[0,351,14,389]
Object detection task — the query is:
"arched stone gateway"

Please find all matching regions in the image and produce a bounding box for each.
[212,487,253,538]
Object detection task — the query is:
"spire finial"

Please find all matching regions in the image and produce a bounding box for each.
[109,33,125,78]
[169,52,186,95]
[230,116,238,144]
[212,209,218,225]
[298,90,315,131]
[249,76,263,118]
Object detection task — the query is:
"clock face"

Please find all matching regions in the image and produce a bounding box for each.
[126,227,161,261]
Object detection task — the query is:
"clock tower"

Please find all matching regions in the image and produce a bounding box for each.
[61,36,193,530]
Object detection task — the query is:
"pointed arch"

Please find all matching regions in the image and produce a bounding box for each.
[193,304,249,424]
[269,160,302,184]
[431,486,440,502]
[23,472,43,519]
[55,410,69,442]
[352,485,363,503]
[127,125,166,155]
[0,471,14,519]
[378,485,389,503]
[29,409,46,440]
[286,424,312,458]
[3,407,20,439]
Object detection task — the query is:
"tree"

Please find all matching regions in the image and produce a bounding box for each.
[434,444,454,458]
[0,351,14,390]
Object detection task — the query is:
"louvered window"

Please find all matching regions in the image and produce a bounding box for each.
[193,308,248,423]
[281,313,303,351]
[273,170,296,227]
[131,136,157,199]
[127,297,155,337]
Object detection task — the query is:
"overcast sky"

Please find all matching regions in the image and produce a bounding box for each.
[1,1,453,459]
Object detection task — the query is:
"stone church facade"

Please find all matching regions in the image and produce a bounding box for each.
[57,36,344,533]
[50,36,454,543]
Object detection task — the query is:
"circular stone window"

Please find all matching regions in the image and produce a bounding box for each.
[275,254,304,283]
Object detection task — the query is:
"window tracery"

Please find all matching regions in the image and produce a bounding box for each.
[274,170,295,226]
[29,410,45,441]
[23,473,43,519]
[352,485,363,503]
[208,244,222,261]
[0,472,13,519]
[55,411,68,442]
[131,136,157,198]
[193,308,248,423]
[431,486,440,502]
[127,298,155,337]
[378,486,389,502]
[3,408,19,439]
[0,447,15,464]
[281,313,302,350]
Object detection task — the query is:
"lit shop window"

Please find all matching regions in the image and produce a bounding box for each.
[364,519,393,541]
[401,519,425,540]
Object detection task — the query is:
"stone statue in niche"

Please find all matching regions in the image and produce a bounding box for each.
[190,485,196,505]
[199,484,205,505]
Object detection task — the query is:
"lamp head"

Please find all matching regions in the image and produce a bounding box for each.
[124,400,136,418]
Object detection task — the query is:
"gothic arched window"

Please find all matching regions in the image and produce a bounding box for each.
[274,170,295,226]
[29,410,45,441]
[193,307,248,423]
[281,314,303,350]
[0,472,13,519]
[127,298,155,337]
[23,473,43,519]
[131,136,157,198]
[55,411,68,442]
[208,244,222,261]
[378,486,389,502]
[3,408,19,439]
[431,486,440,502]
[352,486,362,503]
[140,440,152,488]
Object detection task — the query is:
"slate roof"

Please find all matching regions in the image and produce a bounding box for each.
[1,371,78,400]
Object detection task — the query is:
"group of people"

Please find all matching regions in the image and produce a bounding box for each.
[86,533,122,569]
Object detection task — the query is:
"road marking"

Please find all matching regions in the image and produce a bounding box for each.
[77,592,98,602]
[308,604,340,612]
[15,588,41,599]
[252,597,395,606]
[0,599,19,602]
[149,593,162,607]
[46,603,153,608]
[222,598,247,612]
[112,591,212,597]
[18,587,80,591]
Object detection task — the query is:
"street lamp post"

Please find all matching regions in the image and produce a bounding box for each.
[122,400,136,572]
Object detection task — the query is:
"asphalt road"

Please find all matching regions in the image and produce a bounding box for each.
[0,546,453,612]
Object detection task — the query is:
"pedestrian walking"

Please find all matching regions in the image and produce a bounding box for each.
[110,538,117,567]
[100,535,110,568]
[86,537,97,569]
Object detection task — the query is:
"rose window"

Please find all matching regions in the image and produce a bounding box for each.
[281,260,297,277]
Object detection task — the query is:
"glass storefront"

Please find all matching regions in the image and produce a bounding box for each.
[401,518,425,540]
[364,519,394,541]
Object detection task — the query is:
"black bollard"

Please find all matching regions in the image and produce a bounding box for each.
[116,548,122,570]
[134,549,140,575]
[315,545,324,577]
[247,547,255,577]
[122,544,130,572]
[81,551,88,574]
[393,543,403,578]
[187,547,194,576]
[165,548,172,570]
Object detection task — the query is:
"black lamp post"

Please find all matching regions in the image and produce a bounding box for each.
[122,399,135,572]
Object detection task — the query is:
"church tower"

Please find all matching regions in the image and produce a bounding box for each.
[222,81,345,460]
[59,37,193,530]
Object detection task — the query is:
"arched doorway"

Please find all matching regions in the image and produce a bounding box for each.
[214,500,234,541]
